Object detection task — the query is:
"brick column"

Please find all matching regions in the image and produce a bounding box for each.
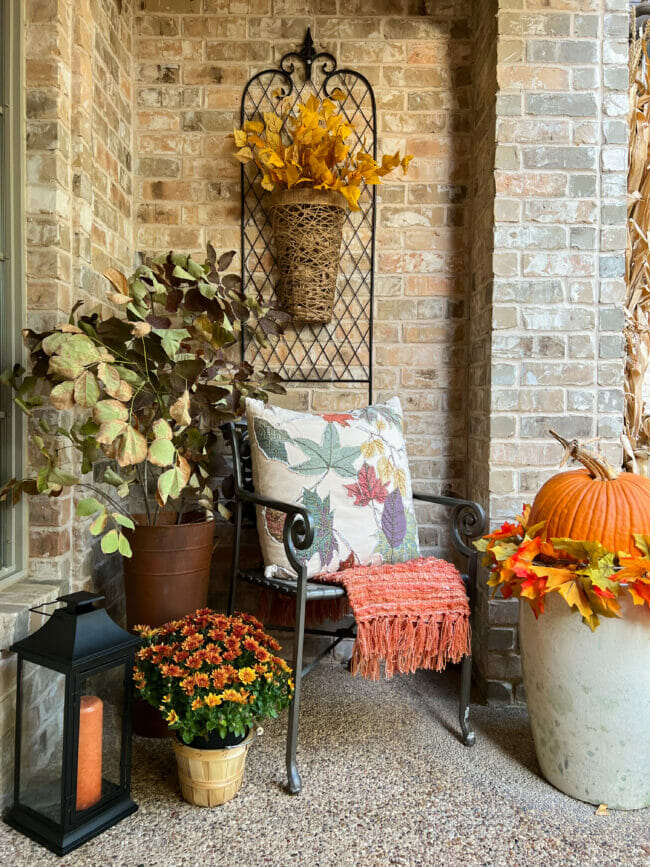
[472,0,630,703]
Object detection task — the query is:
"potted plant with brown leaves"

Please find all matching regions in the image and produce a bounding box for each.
[133,608,294,806]
[1,246,287,637]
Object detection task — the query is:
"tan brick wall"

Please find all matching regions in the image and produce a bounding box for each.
[25,0,135,594]
[133,1,474,557]
[0,0,136,807]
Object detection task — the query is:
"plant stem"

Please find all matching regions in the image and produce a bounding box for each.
[136,463,152,526]
[549,430,619,481]
[77,483,133,519]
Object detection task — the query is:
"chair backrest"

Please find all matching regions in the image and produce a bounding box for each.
[223,420,254,494]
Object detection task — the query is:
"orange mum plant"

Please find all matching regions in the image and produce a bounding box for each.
[233,92,413,210]
[475,506,650,631]
[133,609,294,744]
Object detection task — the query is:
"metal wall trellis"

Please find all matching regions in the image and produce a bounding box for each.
[240,29,376,401]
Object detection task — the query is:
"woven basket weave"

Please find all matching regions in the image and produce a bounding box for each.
[269,187,347,324]
[172,728,258,807]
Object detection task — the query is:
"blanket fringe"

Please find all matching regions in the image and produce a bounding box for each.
[350,612,471,681]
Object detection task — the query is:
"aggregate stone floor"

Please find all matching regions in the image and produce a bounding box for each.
[1,662,648,867]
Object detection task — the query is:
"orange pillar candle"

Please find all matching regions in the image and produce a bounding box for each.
[76,695,103,811]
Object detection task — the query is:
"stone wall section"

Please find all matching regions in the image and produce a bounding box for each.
[478,0,630,703]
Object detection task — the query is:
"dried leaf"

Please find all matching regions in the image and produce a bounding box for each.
[104,267,129,296]
[170,389,191,427]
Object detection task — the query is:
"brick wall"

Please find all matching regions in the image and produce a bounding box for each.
[474,0,630,703]
[0,0,135,807]
[25,0,135,594]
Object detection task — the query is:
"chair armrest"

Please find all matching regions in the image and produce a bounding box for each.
[234,487,314,571]
[413,491,486,559]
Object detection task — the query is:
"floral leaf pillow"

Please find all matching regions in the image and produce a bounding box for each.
[245,397,420,578]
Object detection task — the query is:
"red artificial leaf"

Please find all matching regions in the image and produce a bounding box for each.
[485,520,523,542]
[344,463,389,507]
[321,412,354,427]
[510,536,542,578]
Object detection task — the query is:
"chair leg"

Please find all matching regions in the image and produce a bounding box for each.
[286,570,307,794]
[227,502,242,616]
[459,653,475,747]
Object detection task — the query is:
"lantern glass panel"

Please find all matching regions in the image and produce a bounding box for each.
[18,662,65,821]
[74,663,126,814]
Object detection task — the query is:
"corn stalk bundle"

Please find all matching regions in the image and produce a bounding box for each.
[624,16,650,475]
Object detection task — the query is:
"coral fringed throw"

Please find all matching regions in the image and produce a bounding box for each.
[317,556,471,680]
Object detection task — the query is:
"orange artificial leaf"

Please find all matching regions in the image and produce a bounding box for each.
[485,521,523,542]
[617,556,650,583]
[379,151,401,175]
[627,580,650,606]
[285,164,300,188]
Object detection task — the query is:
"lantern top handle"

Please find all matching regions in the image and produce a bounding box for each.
[59,591,105,615]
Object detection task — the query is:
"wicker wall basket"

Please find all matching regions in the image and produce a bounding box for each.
[268,187,347,324]
[172,728,259,807]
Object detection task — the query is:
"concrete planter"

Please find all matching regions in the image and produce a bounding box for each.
[519,593,650,810]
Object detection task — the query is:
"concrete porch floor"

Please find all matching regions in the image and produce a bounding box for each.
[0,662,648,867]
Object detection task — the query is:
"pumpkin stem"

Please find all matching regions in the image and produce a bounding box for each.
[549,430,619,481]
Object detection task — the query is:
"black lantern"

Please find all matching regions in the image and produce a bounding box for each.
[5,591,139,856]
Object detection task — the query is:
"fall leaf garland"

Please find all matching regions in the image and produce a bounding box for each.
[233,92,413,210]
[475,505,650,630]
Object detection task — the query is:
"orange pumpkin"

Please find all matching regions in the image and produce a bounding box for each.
[529,430,650,556]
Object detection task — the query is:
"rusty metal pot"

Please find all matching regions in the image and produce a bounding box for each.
[123,512,215,631]
[123,513,215,738]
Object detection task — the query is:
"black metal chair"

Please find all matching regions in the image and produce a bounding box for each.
[224,420,487,794]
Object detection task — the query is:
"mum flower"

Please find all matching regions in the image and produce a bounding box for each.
[238,667,257,685]
[222,688,248,705]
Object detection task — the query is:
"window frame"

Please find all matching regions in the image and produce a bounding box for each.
[0,0,26,587]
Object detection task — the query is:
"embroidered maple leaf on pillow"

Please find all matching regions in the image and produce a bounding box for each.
[344,463,389,507]
[320,412,354,427]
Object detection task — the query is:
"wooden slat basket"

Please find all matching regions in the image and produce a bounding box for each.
[172,728,260,807]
